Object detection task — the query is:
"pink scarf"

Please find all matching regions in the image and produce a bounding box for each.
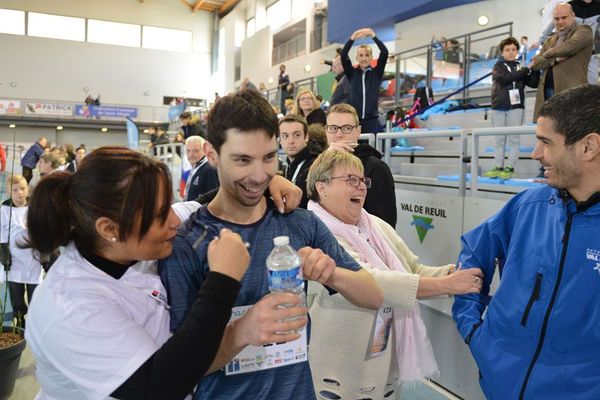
[308,200,439,385]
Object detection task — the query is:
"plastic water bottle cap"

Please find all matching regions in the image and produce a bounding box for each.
[273,236,290,246]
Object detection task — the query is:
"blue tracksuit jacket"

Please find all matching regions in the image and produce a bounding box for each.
[453,185,600,400]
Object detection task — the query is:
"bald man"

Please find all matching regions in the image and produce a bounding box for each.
[531,2,593,119]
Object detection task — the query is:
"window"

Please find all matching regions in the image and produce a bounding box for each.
[88,19,140,47]
[267,0,291,31]
[0,9,25,35]
[142,26,192,52]
[291,0,307,17]
[28,12,85,41]
[246,18,255,38]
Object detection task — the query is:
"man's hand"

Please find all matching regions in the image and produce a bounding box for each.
[234,293,307,346]
[297,247,336,285]
[327,141,357,153]
[350,28,373,41]
[268,175,302,214]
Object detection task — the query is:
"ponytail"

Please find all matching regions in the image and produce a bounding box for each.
[26,171,74,254]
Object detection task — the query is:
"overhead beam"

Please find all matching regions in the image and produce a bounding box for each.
[193,0,207,12]
[219,0,240,16]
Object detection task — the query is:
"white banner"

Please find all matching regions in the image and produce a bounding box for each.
[25,102,73,116]
[0,100,21,115]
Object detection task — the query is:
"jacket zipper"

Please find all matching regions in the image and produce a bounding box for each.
[520,273,543,326]
[361,71,366,119]
[518,212,574,400]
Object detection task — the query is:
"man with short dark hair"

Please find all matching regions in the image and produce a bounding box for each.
[278,64,290,115]
[160,90,382,400]
[326,103,397,227]
[21,137,47,183]
[279,114,321,208]
[179,111,205,139]
[453,84,600,400]
[531,2,593,119]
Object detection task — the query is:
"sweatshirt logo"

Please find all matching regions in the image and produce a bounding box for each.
[586,249,600,275]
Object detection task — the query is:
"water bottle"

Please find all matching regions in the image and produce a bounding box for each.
[266,236,305,331]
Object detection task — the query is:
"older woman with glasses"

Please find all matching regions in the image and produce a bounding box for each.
[305,150,483,400]
[291,88,327,126]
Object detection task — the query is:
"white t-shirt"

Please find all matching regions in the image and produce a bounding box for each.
[26,244,172,400]
[0,205,43,284]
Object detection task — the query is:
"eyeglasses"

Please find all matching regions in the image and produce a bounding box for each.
[298,97,313,102]
[325,124,358,135]
[330,174,371,189]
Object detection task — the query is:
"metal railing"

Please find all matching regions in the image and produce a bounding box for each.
[470,125,537,194]
[375,129,468,196]
[359,133,376,148]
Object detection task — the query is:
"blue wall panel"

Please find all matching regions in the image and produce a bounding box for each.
[328,0,483,43]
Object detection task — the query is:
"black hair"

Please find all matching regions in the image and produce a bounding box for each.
[207,89,279,154]
[499,37,520,52]
[26,147,173,255]
[538,84,600,145]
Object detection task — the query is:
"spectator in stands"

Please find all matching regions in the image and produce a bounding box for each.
[0,174,43,329]
[38,152,62,178]
[64,144,76,164]
[326,104,397,227]
[486,37,539,180]
[179,111,205,139]
[21,137,47,183]
[148,126,170,157]
[569,0,600,83]
[518,35,530,64]
[84,95,94,106]
[291,89,327,126]
[24,146,251,400]
[453,84,600,400]
[530,2,593,120]
[184,136,219,202]
[259,82,268,98]
[279,114,321,208]
[305,150,483,400]
[241,77,257,91]
[278,64,290,115]
[330,55,351,107]
[444,39,462,65]
[308,123,328,153]
[341,28,388,134]
[67,146,86,173]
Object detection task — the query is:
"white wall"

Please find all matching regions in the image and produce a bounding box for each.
[394,0,547,53]
[0,0,214,107]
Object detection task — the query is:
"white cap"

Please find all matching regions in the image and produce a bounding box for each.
[273,236,289,246]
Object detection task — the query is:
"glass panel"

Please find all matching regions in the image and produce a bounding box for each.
[28,12,85,41]
[142,26,192,52]
[88,19,140,47]
[0,9,25,35]
[267,0,291,30]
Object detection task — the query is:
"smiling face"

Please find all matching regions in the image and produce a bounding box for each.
[532,117,581,190]
[317,164,367,225]
[207,129,278,208]
[280,121,308,160]
[114,177,179,262]
[186,140,204,165]
[356,46,373,70]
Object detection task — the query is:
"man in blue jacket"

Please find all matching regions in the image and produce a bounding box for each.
[340,28,388,134]
[453,84,600,400]
[21,137,47,183]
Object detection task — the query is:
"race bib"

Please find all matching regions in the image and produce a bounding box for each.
[225,305,308,375]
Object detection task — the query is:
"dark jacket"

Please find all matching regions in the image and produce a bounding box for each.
[341,36,388,120]
[181,121,205,139]
[330,74,351,106]
[354,144,396,227]
[284,143,321,209]
[21,142,45,169]
[491,58,538,110]
[185,158,219,202]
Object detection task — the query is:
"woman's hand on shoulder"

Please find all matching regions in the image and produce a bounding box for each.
[444,267,484,295]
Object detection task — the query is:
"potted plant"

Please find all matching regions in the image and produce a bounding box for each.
[0,278,26,400]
